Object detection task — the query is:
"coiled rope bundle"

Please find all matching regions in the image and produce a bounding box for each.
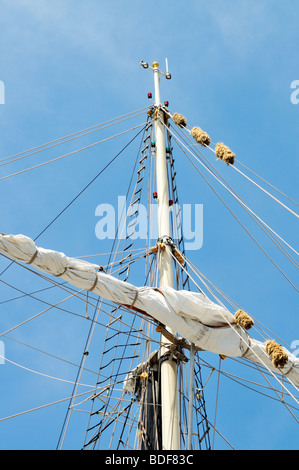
[190,126,211,147]
[215,142,235,165]
[234,309,254,330]
[265,340,289,368]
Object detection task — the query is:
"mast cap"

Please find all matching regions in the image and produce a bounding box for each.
[152,61,159,68]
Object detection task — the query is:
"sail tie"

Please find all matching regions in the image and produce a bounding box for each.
[233,309,254,330]
[54,267,68,277]
[129,289,139,309]
[28,250,38,265]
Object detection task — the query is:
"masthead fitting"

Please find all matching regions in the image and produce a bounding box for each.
[152,61,159,68]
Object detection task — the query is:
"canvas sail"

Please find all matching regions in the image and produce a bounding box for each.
[0,232,298,387]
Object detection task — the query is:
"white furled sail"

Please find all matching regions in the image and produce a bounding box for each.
[0,232,298,386]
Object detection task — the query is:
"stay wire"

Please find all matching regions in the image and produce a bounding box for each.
[0,124,147,278]
[0,111,147,168]
[86,123,153,449]
[0,106,150,165]
[59,120,152,449]
[167,127,299,293]
[0,122,147,182]
[167,122,299,263]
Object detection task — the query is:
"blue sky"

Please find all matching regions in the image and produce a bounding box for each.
[0,0,298,450]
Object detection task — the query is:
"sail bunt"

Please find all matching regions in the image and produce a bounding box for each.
[0,232,298,387]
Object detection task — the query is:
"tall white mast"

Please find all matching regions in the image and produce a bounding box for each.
[141,60,180,450]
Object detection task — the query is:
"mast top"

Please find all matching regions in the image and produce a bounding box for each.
[140,59,172,80]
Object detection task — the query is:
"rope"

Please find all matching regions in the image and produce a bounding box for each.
[169,108,299,218]
[165,124,299,291]
[166,122,299,261]
[0,388,101,423]
[235,159,299,207]
[231,164,299,218]
[80,120,153,450]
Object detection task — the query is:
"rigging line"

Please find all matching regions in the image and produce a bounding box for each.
[108,324,146,446]
[174,111,299,208]
[0,106,150,164]
[3,335,99,376]
[99,248,148,272]
[186,260,239,310]
[231,164,299,218]
[167,122,299,265]
[74,246,148,259]
[0,289,85,338]
[0,353,94,388]
[0,273,157,344]
[84,123,153,446]
[206,417,236,450]
[223,354,298,391]
[197,366,299,432]
[235,159,299,207]
[212,357,221,450]
[0,253,159,346]
[170,133,299,292]
[251,362,299,424]
[0,276,93,317]
[186,256,273,342]
[0,246,296,408]
[198,358,299,414]
[169,250,299,400]
[0,122,147,182]
[0,388,101,423]
[0,124,148,278]
[100,322,147,444]
[0,111,147,168]
[200,140,299,218]
[109,251,150,276]
[185,257,295,351]
[0,280,61,305]
[253,322,293,352]
[197,358,299,403]
[61,121,152,448]
[167,123,299,261]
